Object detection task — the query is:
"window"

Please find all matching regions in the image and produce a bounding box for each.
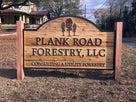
[14,16,19,24]
[1,16,4,23]
[14,6,19,9]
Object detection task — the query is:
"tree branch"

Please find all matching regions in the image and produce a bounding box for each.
[0,0,3,9]
[0,0,29,10]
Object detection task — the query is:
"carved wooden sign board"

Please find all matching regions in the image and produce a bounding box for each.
[23,16,115,69]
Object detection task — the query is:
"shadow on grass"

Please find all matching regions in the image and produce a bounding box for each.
[24,68,114,80]
[0,68,16,79]
[0,68,114,80]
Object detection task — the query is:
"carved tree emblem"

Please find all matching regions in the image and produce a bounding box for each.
[73,23,76,36]
[61,18,77,36]
[66,18,73,36]
[61,22,65,36]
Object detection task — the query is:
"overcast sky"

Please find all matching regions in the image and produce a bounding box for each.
[39,0,107,23]
[82,0,107,22]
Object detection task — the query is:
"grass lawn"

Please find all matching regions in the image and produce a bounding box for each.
[0,35,136,102]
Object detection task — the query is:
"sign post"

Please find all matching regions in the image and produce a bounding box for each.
[16,16,123,80]
[114,22,123,80]
[17,21,24,80]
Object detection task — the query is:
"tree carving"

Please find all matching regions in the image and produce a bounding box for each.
[61,22,65,36]
[73,23,77,36]
[61,18,77,36]
[66,18,73,36]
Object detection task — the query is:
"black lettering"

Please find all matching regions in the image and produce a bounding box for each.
[87,49,92,56]
[64,49,69,56]
[32,48,37,56]
[73,38,79,46]
[45,48,51,56]
[55,38,62,46]
[99,49,105,57]
[87,38,94,46]
[63,38,69,46]
[52,49,57,56]
[37,48,44,56]
[79,38,86,46]
[31,62,35,66]
[70,49,76,56]
[58,49,63,56]
[93,49,98,56]
[42,37,46,45]
[48,38,54,45]
[36,37,41,45]
[95,38,102,46]
[76,49,82,56]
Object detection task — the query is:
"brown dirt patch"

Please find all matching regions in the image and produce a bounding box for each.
[0,35,136,102]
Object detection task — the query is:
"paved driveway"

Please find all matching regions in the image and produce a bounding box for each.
[123,38,136,47]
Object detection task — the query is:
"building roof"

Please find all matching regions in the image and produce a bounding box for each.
[0,9,26,14]
[0,9,49,16]
[30,11,49,16]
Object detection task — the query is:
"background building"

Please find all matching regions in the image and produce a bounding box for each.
[0,2,50,31]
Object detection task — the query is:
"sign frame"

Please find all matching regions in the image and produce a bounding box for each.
[16,16,123,80]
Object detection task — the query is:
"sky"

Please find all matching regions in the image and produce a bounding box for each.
[82,0,107,22]
[39,0,107,23]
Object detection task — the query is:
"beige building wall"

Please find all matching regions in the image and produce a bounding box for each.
[13,6,31,13]
[43,16,48,22]
[1,2,48,25]
[10,2,37,13]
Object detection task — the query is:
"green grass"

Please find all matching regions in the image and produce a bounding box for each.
[122,56,129,61]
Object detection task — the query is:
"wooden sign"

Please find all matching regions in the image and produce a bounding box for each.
[17,16,123,80]
[24,17,114,69]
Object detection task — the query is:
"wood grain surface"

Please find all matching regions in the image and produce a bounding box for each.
[24,17,114,69]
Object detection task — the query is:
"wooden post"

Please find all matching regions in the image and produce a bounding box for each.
[17,21,24,80]
[114,22,123,80]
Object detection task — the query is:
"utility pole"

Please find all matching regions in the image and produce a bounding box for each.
[84,4,86,18]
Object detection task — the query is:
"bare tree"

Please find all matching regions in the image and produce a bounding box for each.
[40,0,83,18]
[106,0,130,18]
[0,0,39,10]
